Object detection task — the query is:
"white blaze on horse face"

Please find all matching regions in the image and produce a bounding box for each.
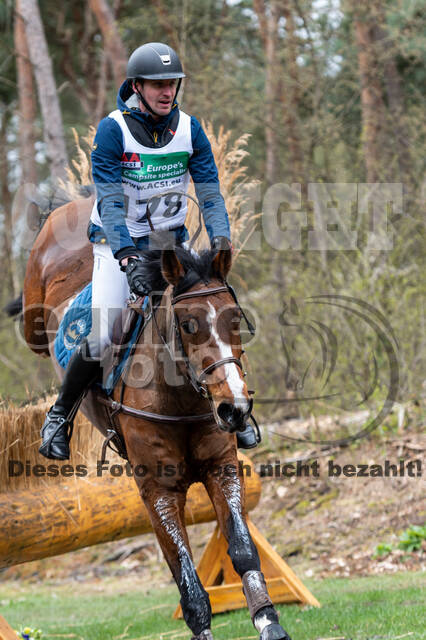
[207,302,249,411]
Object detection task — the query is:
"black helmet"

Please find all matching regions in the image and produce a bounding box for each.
[127,42,185,81]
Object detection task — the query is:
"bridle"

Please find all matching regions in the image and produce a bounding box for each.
[154,284,245,399]
[97,278,259,460]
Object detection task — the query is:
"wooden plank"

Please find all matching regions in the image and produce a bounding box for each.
[195,525,225,587]
[173,517,320,619]
[175,577,297,617]
[206,578,298,614]
[0,615,18,640]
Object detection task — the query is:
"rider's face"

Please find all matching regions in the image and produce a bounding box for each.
[135,79,177,117]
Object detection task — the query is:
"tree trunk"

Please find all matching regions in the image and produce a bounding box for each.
[382,55,413,186]
[94,47,109,124]
[372,10,413,188]
[254,0,281,185]
[19,0,68,183]
[14,0,37,186]
[0,109,19,296]
[282,1,304,184]
[150,0,180,50]
[89,0,127,90]
[352,1,386,183]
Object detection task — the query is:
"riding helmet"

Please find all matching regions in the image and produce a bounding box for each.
[127,42,186,81]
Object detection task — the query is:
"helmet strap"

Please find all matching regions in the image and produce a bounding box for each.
[135,86,160,117]
[133,79,182,118]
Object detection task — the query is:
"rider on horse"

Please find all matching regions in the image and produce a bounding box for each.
[39,42,258,460]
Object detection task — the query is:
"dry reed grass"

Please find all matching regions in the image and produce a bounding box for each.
[57,126,96,199]
[185,122,259,257]
[0,400,122,493]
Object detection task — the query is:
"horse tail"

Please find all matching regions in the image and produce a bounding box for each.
[4,293,23,318]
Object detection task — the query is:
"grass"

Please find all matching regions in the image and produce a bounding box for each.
[0,571,425,640]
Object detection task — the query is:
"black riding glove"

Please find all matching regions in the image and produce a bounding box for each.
[123,257,151,297]
[211,236,233,252]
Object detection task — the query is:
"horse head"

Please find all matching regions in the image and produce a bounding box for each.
[161,246,252,434]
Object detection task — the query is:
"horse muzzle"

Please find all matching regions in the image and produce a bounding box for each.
[216,399,252,433]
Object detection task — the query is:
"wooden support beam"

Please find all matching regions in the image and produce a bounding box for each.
[0,615,18,640]
[173,517,319,618]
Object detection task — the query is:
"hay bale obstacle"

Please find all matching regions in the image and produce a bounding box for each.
[0,403,319,636]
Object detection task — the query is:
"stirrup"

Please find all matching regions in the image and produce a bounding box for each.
[39,407,74,460]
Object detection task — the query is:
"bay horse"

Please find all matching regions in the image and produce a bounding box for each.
[16,197,291,640]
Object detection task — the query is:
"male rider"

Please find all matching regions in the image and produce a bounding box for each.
[39,42,257,460]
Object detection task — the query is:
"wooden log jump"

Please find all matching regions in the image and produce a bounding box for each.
[0,451,319,630]
[0,454,260,569]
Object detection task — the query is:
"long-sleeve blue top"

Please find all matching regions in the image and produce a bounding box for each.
[90,81,230,260]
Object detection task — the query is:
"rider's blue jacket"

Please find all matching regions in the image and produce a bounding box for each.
[90,81,230,260]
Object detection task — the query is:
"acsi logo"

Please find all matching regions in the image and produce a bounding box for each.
[121,152,142,169]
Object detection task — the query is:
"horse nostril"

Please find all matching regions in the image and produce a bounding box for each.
[217,402,232,423]
[217,402,246,433]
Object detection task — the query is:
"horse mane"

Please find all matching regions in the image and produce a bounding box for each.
[139,234,219,295]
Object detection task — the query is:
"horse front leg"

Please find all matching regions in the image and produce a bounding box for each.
[204,468,292,640]
[141,483,213,640]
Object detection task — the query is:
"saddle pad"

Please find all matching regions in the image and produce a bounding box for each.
[54,284,147,395]
[54,283,92,369]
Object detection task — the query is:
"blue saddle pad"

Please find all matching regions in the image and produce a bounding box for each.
[54,284,93,369]
[54,284,146,395]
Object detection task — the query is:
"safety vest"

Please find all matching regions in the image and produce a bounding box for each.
[91,109,193,237]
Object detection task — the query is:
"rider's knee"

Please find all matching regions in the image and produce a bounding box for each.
[86,333,110,360]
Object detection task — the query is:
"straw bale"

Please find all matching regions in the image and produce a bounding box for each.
[0,399,122,493]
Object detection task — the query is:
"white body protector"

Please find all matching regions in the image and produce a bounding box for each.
[90,108,193,237]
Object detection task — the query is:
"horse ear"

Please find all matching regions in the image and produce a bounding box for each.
[161,250,185,285]
[212,249,232,281]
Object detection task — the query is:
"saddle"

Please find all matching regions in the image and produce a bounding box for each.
[104,302,144,380]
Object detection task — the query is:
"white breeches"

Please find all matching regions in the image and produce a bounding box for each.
[87,243,130,358]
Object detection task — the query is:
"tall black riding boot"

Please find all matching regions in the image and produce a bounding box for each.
[39,341,100,460]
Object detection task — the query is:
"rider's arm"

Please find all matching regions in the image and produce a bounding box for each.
[188,117,231,243]
[91,117,137,262]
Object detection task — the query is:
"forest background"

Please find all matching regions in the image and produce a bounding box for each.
[0,0,424,434]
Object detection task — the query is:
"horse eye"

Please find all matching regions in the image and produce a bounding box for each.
[181,319,198,334]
